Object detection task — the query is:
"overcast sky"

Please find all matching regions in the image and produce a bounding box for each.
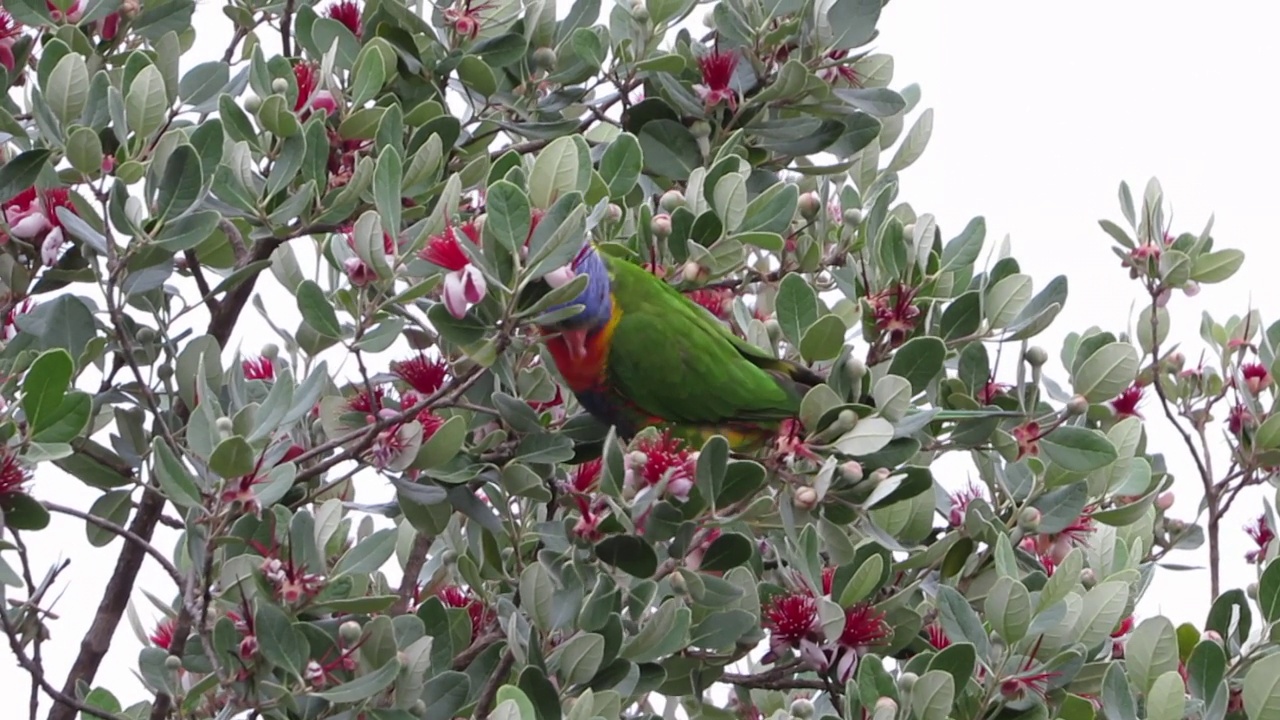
[7,0,1279,707]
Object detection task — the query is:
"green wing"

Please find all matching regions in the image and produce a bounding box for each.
[603,255,813,426]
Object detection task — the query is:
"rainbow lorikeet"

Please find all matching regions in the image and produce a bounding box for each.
[535,244,822,451]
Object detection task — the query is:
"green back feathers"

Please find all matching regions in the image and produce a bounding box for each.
[602,254,820,428]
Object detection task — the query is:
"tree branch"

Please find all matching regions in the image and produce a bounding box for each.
[390,532,432,615]
[473,648,516,719]
[2,603,117,720]
[43,502,184,590]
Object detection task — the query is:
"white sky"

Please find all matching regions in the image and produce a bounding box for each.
[6,0,1280,709]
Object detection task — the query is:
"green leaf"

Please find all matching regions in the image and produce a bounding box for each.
[621,597,691,663]
[1040,426,1118,473]
[156,145,204,220]
[1243,652,1280,720]
[33,390,92,443]
[1258,558,1280,623]
[0,149,51,204]
[909,670,955,720]
[888,336,946,395]
[827,0,881,50]
[552,632,605,686]
[935,585,990,658]
[740,182,798,236]
[832,417,894,456]
[456,55,496,96]
[22,348,74,435]
[1126,616,1180,693]
[1146,671,1186,720]
[151,437,204,511]
[595,535,658,578]
[887,108,933,172]
[85,490,132,547]
[984,576,1031,643]
[208,436,255,479]
[45,53,90,124]
[638,120,700,181]
[519,562,556,631]
[1102,663,1137,720]
[297,280,342,338]
[776,272,821,347]
[125,64,169,139]
[834,87,906,117]
[1191,249,1244,284]
[699,532,753,571]
[1075,580,1129,650]
[421,672,470,720]
[179,61,230,108]
[529,135,581,208]
[1186,640,1226,703]
[928,643,976,696]
[1072,342,1139,402]
[333,527,397,577]
[984,273,1033,329]
[254,602,307,679]
[599,132,642,199]
[800,314,846,362]
[484,181,532,252]
[373,146,403,241]
[66,126,104,175]
[1,493,51,531]
[313,657,403,702]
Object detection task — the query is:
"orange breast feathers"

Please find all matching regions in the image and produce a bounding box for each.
[543,299,622,392]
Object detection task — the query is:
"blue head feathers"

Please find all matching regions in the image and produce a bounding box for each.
[539,243,613,331]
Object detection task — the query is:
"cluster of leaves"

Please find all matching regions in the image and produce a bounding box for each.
[1,0,1279,719]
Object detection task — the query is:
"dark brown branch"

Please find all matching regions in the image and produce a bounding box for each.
[183,249,218,315]
[390,533,432,615]
[719,671,828,691]
[473,648,516,719]
[451,631,504,671]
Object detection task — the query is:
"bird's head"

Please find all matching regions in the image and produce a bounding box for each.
[535,243,613,361]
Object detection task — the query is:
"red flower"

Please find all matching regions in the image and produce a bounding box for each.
[1246,514,1275,564]
[869,283,921,346]
[149,617,177,649]
[571,459,602,494]
[420,223,478,272]
[400,391,447,440]
[0,451,32,496]
[949,483,985,527]
[925,622,951,649]
[693,50,739,110]
[46,0,81,22]
[977,380,1011,405]
[437,585,491,642]
[0,11,20,71]
[686,287,732,319]
[1109,384,1144,419]
[821,566,836,596]
[292,62,337,116]
[528,386,564,412]
[391,353,449,395]
[1012,421,1041,460]
[1055,507,1097,547]
[1000,668,1059,701]
[2,298,34,340]
[837,603,891,648]
[347,385,386,414]
[820,50,861,86]
[1110,615,1134,638]
[325,0,362,36]
[258,548,326,604]
[3,186,78,266]
[242,356,274,380]
[631,431,696,501]
[1228,403,1252,436]
[1241,363,1272,396]
[763,592,820,647]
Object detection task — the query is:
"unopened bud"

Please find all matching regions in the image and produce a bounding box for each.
[1018,507,1042,532]
[262,343,279,359]
[605,203,623,223]
[689,120,711,139]
[1155,492,1175,511]
[531,46,557,70]
[1248,582,1259,599]
[682,261,705,284]
[843,208,863,226]
[1024,346,1048,367]
[793,486,819,510]
[1183,281,1201,297]
[339,621,363,645]
[790,698,816,719]
[872,697,898,720]
[903,222,915,239]
[897,671,918,692]
[243,94,262,112]
[627,450,648,468]
[701,11,715,28]
[650,213,672,238]
[798,192,822,220]
[869,467,892,484]
[1066,395,1089,416]
[669,572,687,595]
[1080,568,1097,588]
[659,189,686,212]
[630,0,649,21]
[764,318,783,345]
[411,700,427,717]
[1203,630,1223,644]
[1167,351,1185,370]
[841,461,864,483]
[164,655,183,671]
[844,354,867,381]
[215,417,235,436]
[157,364,174,381]
[271,77,289,94]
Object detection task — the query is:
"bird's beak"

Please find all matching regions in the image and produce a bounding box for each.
[562,328,589,361]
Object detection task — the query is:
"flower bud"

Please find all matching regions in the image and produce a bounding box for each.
[1248,582,1259,599]
[627,450,648,468]
[1080,568,1097,588]
[682,261,705,284]
[844,354,867,381]
[164,655,183,671]
[872,697,898,720]
[650,213,672,238]
[765,318,783,345]
[339,621,363,645]
[798,192,822,220]
[793,485,819,510]
[630,0,649,21]
[411,700,428,717]
[239,634,259,659]
[1066,395,1089,416]
[1183,281,1200,297]
[869,467,892,484]
[689,120,712,139]
[157,364,174,381]
[243,94,262,113]
[701,11,715,28]
[790,698,816,719]
[215,417,234,436]
[843,208,863,226]
[1203,630,1223,644]
[262,343,280,359]
[271,77,289,94]
[903,222,915,239]
[531,46,557,70]
[841,461,864,483]
[1155,492,1175,511]
[1018,507,1042,532]
[605,203,623,223]
[897,671,919,692]
[660,189,686,212]
[669,572,687,595]
[1024,346,1049,367]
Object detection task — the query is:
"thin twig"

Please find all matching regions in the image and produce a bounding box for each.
[1,607,117,720]
[473,648,516,719]
[43,502,185,590]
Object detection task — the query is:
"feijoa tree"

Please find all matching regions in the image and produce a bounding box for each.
[0,0,1278,719]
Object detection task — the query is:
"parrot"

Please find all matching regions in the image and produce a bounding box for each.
[534,243,824,451]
